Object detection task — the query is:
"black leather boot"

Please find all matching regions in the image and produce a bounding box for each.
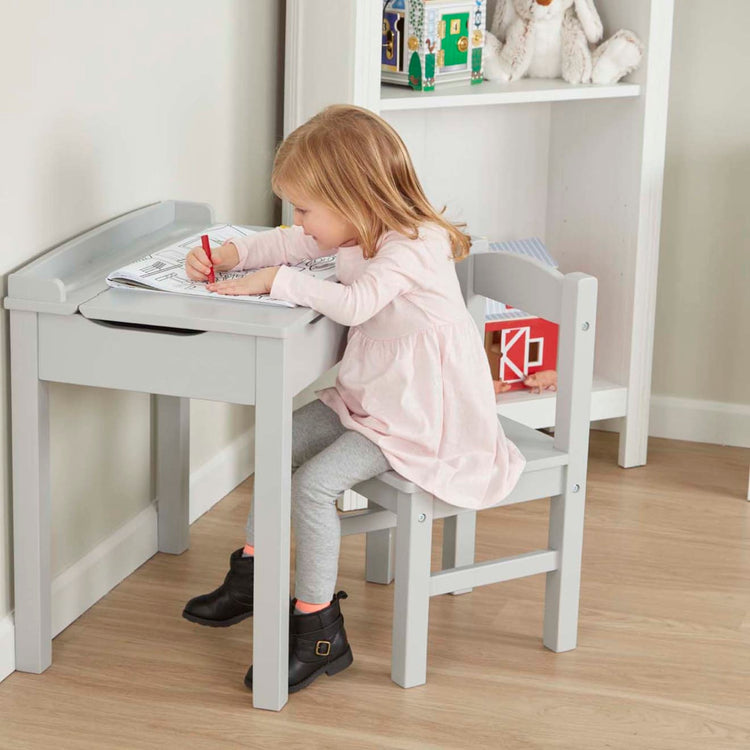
[182,548,254,627]
[244,591,353,694]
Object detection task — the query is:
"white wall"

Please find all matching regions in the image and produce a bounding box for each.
[0,0,284,621]
[652,1,750,411]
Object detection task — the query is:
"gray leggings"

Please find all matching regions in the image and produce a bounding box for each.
[245,399,391,603]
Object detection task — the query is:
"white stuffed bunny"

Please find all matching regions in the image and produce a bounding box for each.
[484,0,643,85]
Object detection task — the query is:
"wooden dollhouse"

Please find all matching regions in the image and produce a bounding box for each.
[381,0,486,91]
[483,239,559,391]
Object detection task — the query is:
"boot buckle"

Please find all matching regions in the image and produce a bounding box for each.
[315,640,331,656]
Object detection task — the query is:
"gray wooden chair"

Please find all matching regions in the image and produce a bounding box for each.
[340,251,597,688]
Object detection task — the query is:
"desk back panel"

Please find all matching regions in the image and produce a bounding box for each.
[6,201,213,315]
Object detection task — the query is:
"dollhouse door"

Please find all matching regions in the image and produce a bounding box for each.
[382,11,404,71]
[499,326,530,384]
[440,12,469,69]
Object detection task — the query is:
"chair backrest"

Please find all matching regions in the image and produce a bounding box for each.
[455,252,598,476]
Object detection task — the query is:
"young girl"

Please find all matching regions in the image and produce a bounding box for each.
[182,105,525,694]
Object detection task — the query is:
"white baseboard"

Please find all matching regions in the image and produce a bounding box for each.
[595,395,750,449]
[51,502,159,637]
[0,614,15,682]
[1,427,256,683]
[648,394,750,448]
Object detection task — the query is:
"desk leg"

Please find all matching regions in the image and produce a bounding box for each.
[252,338,292,711]
[10,311,52,672]
[155,395,190,554]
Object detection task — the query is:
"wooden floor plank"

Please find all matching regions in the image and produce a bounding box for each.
[1,431,749,749]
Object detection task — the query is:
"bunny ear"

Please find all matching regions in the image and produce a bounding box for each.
[574,0,604,44]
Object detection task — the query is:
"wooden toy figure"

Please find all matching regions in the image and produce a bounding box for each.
[482,238,560,393]
[382,0,487,91]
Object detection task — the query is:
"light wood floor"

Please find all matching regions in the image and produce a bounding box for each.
[1,431,749,749]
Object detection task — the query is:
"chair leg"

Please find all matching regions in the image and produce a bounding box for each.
[441,512,476,595]
[391,490,433,688]
[365,528,394,584]
[543,487,585,652]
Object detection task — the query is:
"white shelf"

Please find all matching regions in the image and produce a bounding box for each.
[496,378,627,429]
[379,79,641,111]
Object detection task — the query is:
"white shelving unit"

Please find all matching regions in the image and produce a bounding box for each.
[284,0,674,468]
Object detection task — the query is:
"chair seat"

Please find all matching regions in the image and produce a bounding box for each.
[373,415,569,496]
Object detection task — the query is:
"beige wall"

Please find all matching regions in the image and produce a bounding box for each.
[653,0,750,404]
[0,0,284,617]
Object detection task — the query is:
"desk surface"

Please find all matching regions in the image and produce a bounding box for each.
[4,200,320,338]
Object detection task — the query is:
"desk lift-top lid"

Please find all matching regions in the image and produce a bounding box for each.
[4,201,322,338]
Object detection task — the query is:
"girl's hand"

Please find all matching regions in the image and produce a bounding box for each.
[185,242,240,281]
[207,266,280,296]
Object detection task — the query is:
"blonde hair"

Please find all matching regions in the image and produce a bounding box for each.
[272,105,471,262]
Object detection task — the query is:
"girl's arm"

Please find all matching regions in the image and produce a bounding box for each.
[228,225,333,271]
[268,241,426,326]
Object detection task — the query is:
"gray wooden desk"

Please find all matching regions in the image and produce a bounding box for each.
[4,201,347,711]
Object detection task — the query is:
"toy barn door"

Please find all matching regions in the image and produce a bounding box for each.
[440,12,469,68]
[500,326,530,384]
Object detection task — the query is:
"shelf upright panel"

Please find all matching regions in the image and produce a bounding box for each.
[283,0,381,224]
[620,0,675,468]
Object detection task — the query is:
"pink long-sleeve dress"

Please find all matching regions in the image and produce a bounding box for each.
[229,225,525,510]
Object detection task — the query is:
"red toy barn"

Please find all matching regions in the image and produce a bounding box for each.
[480,238,560,391]
[485,314,559,390]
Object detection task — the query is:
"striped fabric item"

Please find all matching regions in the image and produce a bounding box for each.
[479,238,557,321]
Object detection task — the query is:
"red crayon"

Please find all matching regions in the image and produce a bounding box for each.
[201,234,215,283]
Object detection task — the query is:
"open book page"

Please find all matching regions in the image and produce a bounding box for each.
[106,224,337,307]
